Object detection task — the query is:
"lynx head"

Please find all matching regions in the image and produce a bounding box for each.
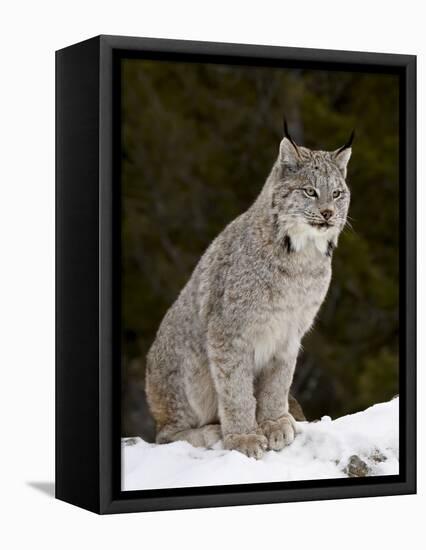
[271,120,353,254]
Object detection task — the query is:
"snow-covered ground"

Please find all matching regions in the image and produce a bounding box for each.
[122,398,399,491]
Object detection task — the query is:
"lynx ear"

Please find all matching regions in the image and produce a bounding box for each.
[279,118,301,168]
[279,138,300,167]
[333,130,354,178]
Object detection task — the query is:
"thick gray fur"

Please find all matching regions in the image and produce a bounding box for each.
[146,131,352,459]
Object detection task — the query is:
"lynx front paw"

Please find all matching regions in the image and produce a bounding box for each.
[260,414,297,451]
[223,433,268,460]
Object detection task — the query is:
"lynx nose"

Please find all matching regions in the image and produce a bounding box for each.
[320,209,333,221]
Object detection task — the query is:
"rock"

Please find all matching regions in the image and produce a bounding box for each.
[344,455,371,477]
[371,449,387,463]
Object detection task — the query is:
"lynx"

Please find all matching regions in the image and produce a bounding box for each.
[146,122,353,459]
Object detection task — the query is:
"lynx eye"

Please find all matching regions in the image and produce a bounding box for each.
[332,189,341,199]
[304,187,317,198]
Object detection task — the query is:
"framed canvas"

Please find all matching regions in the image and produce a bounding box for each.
[55,35,416,514]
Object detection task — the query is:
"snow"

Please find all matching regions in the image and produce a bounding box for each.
[122,398,399,491]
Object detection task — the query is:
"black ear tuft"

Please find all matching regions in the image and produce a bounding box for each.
[335,130,355,155]
[282,117,300,153]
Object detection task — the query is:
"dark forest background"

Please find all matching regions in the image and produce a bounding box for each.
[120,58,399,439]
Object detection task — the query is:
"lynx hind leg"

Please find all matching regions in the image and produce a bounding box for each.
[146,362,222,449]
[157,424,222,448]
[289,393,306,421]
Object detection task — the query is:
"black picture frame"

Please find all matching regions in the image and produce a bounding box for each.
[55,34,416,514]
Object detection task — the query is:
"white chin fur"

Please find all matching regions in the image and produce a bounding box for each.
[287,223,337,255]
